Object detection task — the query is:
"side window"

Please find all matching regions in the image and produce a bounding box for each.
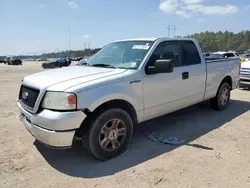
[146,41,182,68]
[228,53,235,57]
[179,41,201,66]
[224,53,234,58]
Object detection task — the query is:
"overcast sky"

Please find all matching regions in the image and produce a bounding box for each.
[0,0,249,55]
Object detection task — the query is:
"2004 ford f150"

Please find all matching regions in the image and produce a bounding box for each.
[17,37,240,161]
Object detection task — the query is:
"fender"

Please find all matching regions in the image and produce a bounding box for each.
[75,82,144,123]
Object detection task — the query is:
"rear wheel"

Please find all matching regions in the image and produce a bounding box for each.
[82,108,133,161]
[210,82,230,110]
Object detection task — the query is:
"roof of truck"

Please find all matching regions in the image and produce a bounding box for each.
[115,37,194,42]
[115,37,160,42]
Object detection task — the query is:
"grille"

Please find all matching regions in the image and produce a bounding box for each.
[19,85,40,110]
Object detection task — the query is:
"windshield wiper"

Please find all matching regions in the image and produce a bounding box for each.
[92,63,119,69]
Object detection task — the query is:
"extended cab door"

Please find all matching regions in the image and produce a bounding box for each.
[143,40,206,121]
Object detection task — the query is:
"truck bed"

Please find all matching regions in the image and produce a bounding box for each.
[204,57,240,100]
[205,57,236,63]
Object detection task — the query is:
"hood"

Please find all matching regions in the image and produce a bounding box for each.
[241,60,250,68]
[23,66,127,91]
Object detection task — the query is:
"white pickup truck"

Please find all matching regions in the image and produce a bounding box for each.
[17,37,240,161]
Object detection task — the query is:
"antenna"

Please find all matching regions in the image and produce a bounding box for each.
[68,28,71,57]
[166,25,177,37]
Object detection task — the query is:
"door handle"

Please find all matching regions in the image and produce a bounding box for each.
[130,80,141,85]
[182,72,189,80]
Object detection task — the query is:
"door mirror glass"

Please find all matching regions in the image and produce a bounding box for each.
[147,59,174,74]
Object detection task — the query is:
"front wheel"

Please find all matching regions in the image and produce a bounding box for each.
[210,82,231,111]
[82,108,133,161]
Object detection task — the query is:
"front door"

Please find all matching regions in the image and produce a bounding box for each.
[143,40,206,121]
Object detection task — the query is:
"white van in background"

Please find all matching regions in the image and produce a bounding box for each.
[213,51,239,58]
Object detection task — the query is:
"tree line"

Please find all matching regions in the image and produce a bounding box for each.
[1,30,250,60]
[186,30,250,53]
[40,48,101,59]
[0,48,101,60]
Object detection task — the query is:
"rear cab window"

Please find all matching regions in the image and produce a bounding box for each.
[178,40,201,66]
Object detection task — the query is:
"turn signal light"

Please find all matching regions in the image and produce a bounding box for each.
[68,94,77,105]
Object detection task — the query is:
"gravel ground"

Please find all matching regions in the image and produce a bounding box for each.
[0,62,250,188]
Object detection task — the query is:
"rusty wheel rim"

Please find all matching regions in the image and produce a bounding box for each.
[99,119,127,151]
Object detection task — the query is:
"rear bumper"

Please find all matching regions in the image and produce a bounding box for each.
[17,102,86,148]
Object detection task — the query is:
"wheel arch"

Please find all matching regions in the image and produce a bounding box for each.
[219,75,232,90]
[78,99,138,135]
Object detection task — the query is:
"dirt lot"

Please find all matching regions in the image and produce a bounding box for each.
[0,62,250,188]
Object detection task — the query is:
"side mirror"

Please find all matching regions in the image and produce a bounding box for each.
[147,59,174,74]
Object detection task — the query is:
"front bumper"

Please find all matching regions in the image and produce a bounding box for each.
[239,81,250,88]
[17,102,86,148]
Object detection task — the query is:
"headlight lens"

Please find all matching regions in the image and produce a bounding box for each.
[41,92,77,110]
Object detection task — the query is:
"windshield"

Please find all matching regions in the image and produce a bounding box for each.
[87,41,153,69]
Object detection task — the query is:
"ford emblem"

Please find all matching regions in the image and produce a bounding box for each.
[22,92,29,100]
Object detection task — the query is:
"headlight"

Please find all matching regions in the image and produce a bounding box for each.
[41,92,77,110]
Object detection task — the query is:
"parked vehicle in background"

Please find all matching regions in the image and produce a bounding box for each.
[6,57,22,65]
[240,54,250,63]
[239,60,250,89]
[42,57,72,69]
[206,53,225,60]
[0,59,5,63]
[203,53,211,57]
[17,37,240,161]
[212,51,239,59]
[37,58,48,61]
[72,57,83,61]
[75,57,90,66]
[4,57,10,64]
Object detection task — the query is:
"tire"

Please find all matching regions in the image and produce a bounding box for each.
[210,82,231,111]
[82,108,133,161]
[49,63,54,68]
